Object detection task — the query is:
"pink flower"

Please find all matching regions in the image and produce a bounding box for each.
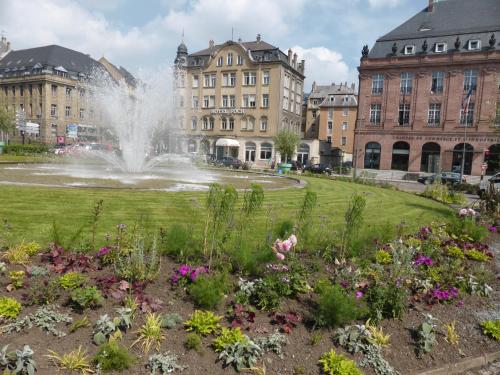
[276,252,285,261]
[355,291,364,299]
[97,247,110,257]
[488,226,497,232]
[459,208,468,217]
[289,234,297,246]
[467,208,477,216]
[274,239,283,252]
[282,240,292,252]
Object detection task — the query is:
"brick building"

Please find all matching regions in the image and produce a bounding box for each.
[355,0,500,176]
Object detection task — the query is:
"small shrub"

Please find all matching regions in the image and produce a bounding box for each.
[213,327,248,352]
[1,305,72,337]
[482,320,500,341]
[131,313,165,353]
[0,297,22,320]
[22,278,61,306]
[2,241,41,265]
[443,321,460,346]
[70,286,104,310]
[314,281,364,328]
[188,273,230,309]
[318,349,362,375]
[445,245,465,259]
[161,313,182,329]
[160,224,197,260]
[148,352,187,374]
[8,270,25,289]
[418,315,437,355]
[310,332,323,346]
[184,310,222,335]
[59,272,87,290]
[114,241,160,282]
[374,250,392,265]
[94,340,136,373]
[466,249,491,262]
[365,320,391,347]
[218,340,263,371]
[366,282,407,322]
[254,330,287,357]
[0,345,37,375]
[69,316,91,333]
[46,346,93,374]
[184,333,202,352]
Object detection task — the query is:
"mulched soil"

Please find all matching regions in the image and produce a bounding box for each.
[1,234,500,375]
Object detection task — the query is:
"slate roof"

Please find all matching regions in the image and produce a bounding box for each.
[0,44,103,77]
[309,84,357,99]
[368,0,500,59]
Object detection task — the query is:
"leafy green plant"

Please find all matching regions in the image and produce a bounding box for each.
[366,282,407,322]
[418,315,437,355]
[310,332,323,346]
[69,316,91,333]
[374,250,392,265]
[184,333,202,352]
[184,310,222,335]
[254,330,287,357]
[446,245,465,259]
[0,297,22,320]
[27,265,49,277]
[114,240,160,282]
[1,241,41,265]
[46,346,93,374]
[1,305,72,337]
[213,327,248,352]
[70,286,104,310]
[160,224,197,260]
[218,340,264,371]
[131,313,165,353]
[188,273,230,310]
[443,321,460,346]
[274,128,299,164]
[161,313,182,329]
[314,281,364,328]
[8,271,25,289]
[365,320,391,347]
[22,278,61,306]
[0,345,37,375]
[339,194,366,259]
[59,272,87,290]
[481,320,500,341]
[318,349,362,375]
[93,340,136,373]
[0,261,6,275]
[466,249,491,262]
[148,352,187,374]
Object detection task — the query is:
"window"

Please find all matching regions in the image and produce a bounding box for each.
[191,117,197,130]
[262,94,269,108]
[229,73,236,86]
[203,96,209,108]
[11,86,15,96]
[343,108,349,116]
[342,122,348,130]
[222,73,236,87]
[51,104,57,117]
[192,75,199,88]
[435,43,447,53]
[20,86,24,97]
[248,117,255,130]
[237,55,243,65]
[243,72,256,85]
[65,106,71,117]
[210,74,216,87]
[66,87,72,96]
[431,71,444,94]
[204,74,216,87]
[398,103,410,125]
[284,75,290,88]
[209,95,215,108]
[341,136,347,146]
[229,95,236,108]
[260,143,272,159]
[202,117,214,130]
[283,95,289,110]
[468,40,481,50]
[227,53,233,66]
[221,117,228,130]
[427,103,441,126]
[370,104,381,124]
[192,96,199,109]
[263,71,270,85]
[51,85,57,96]
[28,85,32,96]
[217,56,223,67]
[327,136,332,143]
[79,108,85,119]
[243,94,256,108]
[260,117,268,131]
[372,74,384,94]
[328,109,333,119]
[460,103,474,126]
[51,124,57,136]
[400,72,413,94]
[228,117,234,130]
[464,69,478,92]
[327,121,333,134]
[404,45,415,55]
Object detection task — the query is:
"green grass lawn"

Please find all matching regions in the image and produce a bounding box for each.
[0,176,453,247]
[0,154,56,163]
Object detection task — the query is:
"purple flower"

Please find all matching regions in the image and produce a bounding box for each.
[178,265,191,277]
[414,255,433,267]
[117,224,126,230]
[340,280,349,289]
[355,291,364,299]
[170,274,179,284]
[189,266,208,282]
[488,226,497,232]
[97,247,110,257]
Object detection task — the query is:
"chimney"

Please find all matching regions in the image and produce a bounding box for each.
[428,0,435,12]
[238,37,242,43]
[256,34,261,42]
[351,83,355,90]
[312,81,316,91]
[292,53,297,68]
[209,39,214,48]
[300,59,305,73]
[288,48,293,63]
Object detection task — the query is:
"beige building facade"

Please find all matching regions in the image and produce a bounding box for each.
[174,36,315,167]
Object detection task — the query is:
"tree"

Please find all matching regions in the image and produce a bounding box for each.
[0,107,15,142]
[274,128,299,163]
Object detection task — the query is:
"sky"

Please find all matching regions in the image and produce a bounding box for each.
[0,0,426,91]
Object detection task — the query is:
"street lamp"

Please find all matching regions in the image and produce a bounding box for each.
[459,87,473,183]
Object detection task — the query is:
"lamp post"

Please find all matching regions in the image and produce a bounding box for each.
[459,87,473,183]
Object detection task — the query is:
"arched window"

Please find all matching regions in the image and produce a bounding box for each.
[248,116,255,131]
[202,117,209,130]
[297,143,310,165]
[221,117,228,130]
[452,143,474,175]
[364,142,381,169]
[260,117,268,131]
[209,117,214,130]
[486,144,500,175]
[260,143,273,160]
[421,143,441,173]
[245,142,256,162]
[391,141,410,171]
[228,117,234,130]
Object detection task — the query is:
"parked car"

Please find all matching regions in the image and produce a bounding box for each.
[478,172,500,197]
[417,172,466,185]
[305,164,332,175]
[219,157,243,169]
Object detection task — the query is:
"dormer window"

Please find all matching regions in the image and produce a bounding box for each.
[435,43,447,53]
[468,40,481,51]
[404,45,415,55]
[217,57,223,67]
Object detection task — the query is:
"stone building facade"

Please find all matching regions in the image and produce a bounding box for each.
[355,0,500,176]
[174,35,317,167]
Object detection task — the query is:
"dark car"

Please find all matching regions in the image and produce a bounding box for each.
[219,157,243,169]
[417,172,466,185]
[305,164,332,175]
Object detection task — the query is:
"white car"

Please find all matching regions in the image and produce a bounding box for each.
[478,172,500,197]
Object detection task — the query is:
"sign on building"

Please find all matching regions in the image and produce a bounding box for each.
[66,124,78,138]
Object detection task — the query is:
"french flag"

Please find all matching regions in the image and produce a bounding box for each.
[463,87,473,115]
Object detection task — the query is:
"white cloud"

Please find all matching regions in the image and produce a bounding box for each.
[77,0,126,12]
[290,46,351,91]
[367,0,401,8]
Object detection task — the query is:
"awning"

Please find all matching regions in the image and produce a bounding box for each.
[216,138,240,147]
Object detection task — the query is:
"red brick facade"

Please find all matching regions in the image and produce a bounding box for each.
[354,51,500,176]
